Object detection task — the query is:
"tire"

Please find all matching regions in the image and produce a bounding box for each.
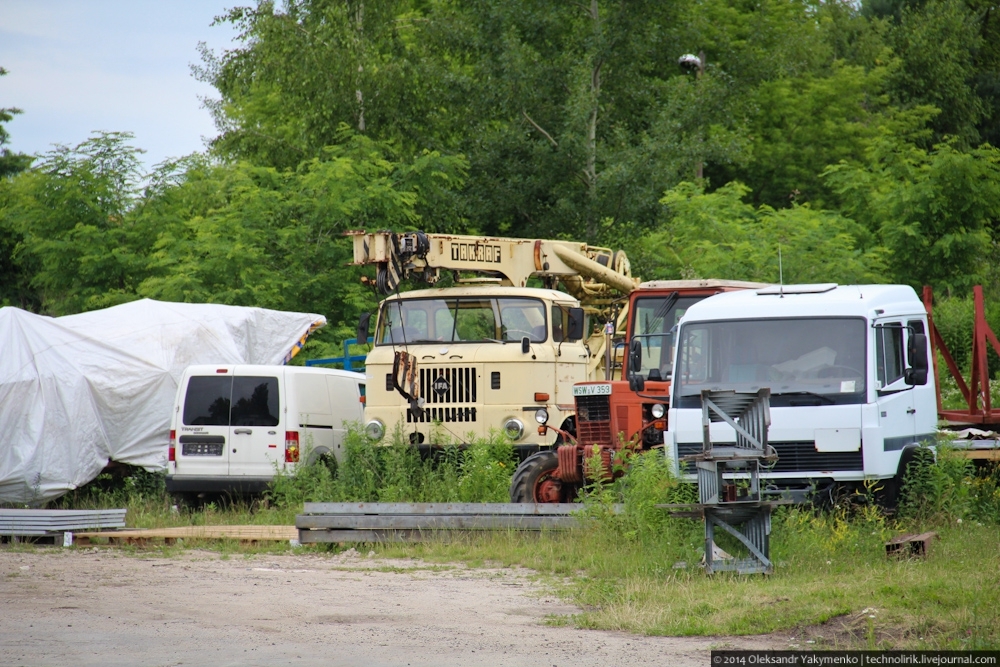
[509,450,568,503]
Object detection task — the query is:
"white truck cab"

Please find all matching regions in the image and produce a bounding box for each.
[665,284,935,500]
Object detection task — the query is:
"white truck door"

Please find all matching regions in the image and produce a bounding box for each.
[229,371,283,477]
[871,321,916,477]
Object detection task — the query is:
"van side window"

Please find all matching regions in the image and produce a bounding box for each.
[183,376,232,426]
[231,376,280,426]
[876,324,905,387]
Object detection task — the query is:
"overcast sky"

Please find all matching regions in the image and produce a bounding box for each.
[1,1,239,171]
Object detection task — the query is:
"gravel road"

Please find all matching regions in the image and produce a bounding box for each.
[1,547,783,666]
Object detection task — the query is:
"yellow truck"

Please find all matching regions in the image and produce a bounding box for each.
[348,230,635,457]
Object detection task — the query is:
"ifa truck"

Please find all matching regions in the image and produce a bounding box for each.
[511,279,764,502]
[349,230,636,456]
[664,283,935,502]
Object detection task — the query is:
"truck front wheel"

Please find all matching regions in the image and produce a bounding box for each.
[510,450,570,503]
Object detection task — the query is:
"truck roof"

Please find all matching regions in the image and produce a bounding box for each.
[678,284,925,322]
[638,279,770,290]
[381,285,579,303]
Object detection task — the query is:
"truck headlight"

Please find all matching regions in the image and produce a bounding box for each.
[502,417,525,441]
[365,419,385,441]
[534,408,549,425]
[651,403,666,419]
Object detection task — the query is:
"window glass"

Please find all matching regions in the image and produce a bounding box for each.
[675,317,866,406]
[876,324,905,387]
[498,298,546,342]
[454,299,497,340]
[231,376,280,426]
[376,297,546,344]
[551,306,568,342]
[183,376,232,426]
[631,295,702,380]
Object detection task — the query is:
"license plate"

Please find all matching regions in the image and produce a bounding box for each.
[573,384,612,397]
[182,442,224,456]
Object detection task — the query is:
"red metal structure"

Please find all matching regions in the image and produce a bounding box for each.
[924,285,1000,427]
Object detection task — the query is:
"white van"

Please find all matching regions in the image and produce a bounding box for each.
[663,284,935,502]
[165,365,365,496]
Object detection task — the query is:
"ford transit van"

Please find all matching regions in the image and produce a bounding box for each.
[166,365,365,496]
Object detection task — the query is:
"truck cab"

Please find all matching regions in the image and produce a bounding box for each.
[665,284,935,501]
[362,285,589,455]
[574,280,766,449]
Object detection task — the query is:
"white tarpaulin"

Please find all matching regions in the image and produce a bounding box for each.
[0,299,325,504]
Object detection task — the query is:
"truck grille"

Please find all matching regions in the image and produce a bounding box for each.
[676,441,864,473]
[408,407,478,423]
[407,366,479,423]
[576,394,612,446]
[422,367,477,404]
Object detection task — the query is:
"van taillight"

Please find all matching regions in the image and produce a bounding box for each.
[285,431,300,463]
[168,430,176,462]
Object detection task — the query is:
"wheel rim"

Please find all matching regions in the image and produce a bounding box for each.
[534,473,562,503]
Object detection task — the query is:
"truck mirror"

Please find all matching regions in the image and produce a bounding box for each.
[905,332,929,385]
[567,307,585,340]
[628,338,642,375]
[357,312,371,344]
[521,336,531,354]
[627,338,645,391]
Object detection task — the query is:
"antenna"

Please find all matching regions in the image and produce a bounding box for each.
[778,245,784,298]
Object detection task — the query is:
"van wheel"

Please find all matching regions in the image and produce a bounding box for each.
[317,452,338,477]
[510,451,570,503]
[170,493,199,510]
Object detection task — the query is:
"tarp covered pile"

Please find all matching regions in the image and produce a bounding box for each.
[0,299,325,504]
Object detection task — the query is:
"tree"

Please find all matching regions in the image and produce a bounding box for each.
[824,136,1000,291]
[135,131,467,334]
[0,132,151,314]
[1,67,32,179]
[636,181,885,284]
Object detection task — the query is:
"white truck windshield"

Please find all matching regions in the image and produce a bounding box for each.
[675,317,867,407]
[377,297,548,345]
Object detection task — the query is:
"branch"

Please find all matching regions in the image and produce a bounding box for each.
[521,110,559,148]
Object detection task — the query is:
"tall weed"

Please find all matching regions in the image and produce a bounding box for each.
[266,425,516,508]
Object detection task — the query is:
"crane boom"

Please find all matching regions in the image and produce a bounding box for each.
[347,230,637,302]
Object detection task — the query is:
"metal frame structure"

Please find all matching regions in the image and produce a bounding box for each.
[665,389,779,574]
[925,285,1000,427]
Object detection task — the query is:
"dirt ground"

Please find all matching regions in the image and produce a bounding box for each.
[0,546,788,667]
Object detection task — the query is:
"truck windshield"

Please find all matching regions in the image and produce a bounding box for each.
[674,317,867,407]
[630,295,703,380]
[377,297,548,344]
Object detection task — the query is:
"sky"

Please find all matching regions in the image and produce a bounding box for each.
[1,1,240,171]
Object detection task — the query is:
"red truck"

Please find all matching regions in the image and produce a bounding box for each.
[510,279,765,503]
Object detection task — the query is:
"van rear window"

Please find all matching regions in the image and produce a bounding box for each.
[182,375,280,426]
[231,376,279,426]
[183,377,232,426]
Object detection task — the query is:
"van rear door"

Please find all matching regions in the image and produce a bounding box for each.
[178,374,232,477]
[229,369,282,477]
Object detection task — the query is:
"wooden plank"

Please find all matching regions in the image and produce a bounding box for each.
[73,525,298,542]
[301,502,616,515]
[296,514,580,531]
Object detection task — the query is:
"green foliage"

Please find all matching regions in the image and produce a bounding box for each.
[266,426,516,509]
[825,138,1000,291]
[639,181,885,283]
[0,67,32,180]
[897,444,1000,523]
[0,132,150,314]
